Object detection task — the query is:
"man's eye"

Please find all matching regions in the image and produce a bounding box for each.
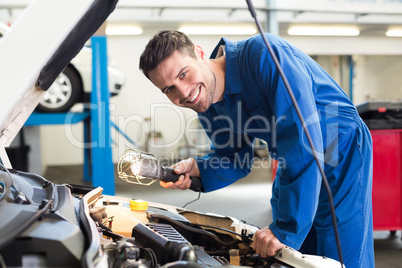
[164,86,174,94]
[179,72,186,79]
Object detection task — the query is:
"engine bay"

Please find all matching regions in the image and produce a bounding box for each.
[0,170,269,267]
[0,168,292,268]
[0,162,346,268]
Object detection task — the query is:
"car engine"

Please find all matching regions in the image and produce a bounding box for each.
[0,168,297,268]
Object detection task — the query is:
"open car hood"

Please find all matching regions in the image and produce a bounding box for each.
[0,0,117,167]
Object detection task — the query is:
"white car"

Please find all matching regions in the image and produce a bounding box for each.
[0,22,125,113]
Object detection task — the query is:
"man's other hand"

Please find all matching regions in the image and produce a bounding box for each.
[253,227,285,258]
[160,158,200,190]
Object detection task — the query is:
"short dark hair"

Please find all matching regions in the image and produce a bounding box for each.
[139,30,196,79]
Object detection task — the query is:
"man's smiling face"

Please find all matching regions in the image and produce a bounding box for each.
[148,50,217,113]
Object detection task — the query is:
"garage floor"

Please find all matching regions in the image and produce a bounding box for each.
[46,163,402,268]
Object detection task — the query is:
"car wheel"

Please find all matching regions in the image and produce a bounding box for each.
[36,65,83,113]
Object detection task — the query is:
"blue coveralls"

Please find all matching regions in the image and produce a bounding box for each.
[194,34,374,268]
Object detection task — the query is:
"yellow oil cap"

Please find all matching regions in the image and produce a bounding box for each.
[130,200,148,211]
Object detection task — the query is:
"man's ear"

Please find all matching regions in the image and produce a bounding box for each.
[194,45,206,60]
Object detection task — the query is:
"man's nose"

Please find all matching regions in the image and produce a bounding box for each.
[176,84,190,103]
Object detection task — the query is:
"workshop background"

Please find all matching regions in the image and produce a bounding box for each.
[1,0,402,267]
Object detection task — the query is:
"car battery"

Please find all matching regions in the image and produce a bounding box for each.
[357,100,402,232]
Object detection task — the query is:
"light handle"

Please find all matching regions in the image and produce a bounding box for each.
[160,166,202,192]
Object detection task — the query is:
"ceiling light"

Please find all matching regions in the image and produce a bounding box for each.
[178,26,257,35]
[386,30,402,37]
[106,25,143,36]
[288,26,360,36]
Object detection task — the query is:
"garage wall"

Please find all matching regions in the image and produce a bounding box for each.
[353,55,402,105]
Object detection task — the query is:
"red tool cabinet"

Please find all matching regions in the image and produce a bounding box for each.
[358,101,402,232]
[370,129,402,231]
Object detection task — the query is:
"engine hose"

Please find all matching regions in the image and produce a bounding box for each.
[143,248,158,268]
[148,214,239,247]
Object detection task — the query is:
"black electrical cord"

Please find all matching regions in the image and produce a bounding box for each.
[143,247,158,268]
[182,190,201,208]
[189,222,254,239]
[102,229,125,241]
[98,222,125,241]
[245,0,344,266]
[149,213,240,247]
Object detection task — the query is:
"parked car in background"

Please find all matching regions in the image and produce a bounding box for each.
[0,22,125,113]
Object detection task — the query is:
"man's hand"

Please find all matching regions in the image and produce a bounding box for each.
[160,158,200,190]
[253,227,285,258]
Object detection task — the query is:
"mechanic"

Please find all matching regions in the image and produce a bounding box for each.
[139,30,374,268]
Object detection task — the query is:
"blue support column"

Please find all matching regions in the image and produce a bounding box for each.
[90,35,115,195]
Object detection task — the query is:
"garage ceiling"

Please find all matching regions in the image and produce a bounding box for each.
[1,1,402,37]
